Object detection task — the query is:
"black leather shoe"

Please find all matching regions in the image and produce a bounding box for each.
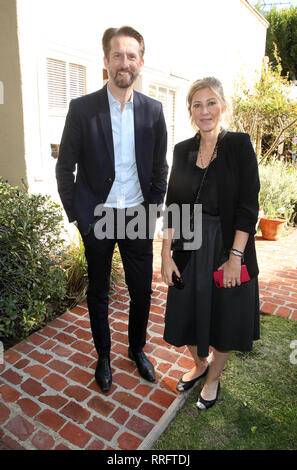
[176,365,209,392]
[196,381,220,410]
[95,356,112,393]
[128,347,156,382]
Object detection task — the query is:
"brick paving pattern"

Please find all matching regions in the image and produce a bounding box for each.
[0,228,296,450]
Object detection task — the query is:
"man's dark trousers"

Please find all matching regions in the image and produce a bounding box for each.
[82,206,155,357]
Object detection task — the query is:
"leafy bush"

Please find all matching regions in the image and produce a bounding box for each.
[231,57,297,160]
[110,244,124,289]
[63,232,88,306]
[258,160,297,223]
[264,6,297,81]
[63,232,123,307]
[0,179,125,349]
[0,179,68,344]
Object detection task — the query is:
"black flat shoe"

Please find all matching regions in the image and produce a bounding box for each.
[128,347,155,382]
[95,356,112,393]
[176,365,209,392]
[196,381,220,410]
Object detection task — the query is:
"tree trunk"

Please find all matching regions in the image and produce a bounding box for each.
[256,125,262,159]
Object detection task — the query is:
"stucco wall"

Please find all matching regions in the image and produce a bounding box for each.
[0,0,26,187]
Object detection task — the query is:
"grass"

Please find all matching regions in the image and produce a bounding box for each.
[152,315,297,450]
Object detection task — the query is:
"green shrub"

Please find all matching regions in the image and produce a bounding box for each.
[231,57,297,159]
[110,244,123,289]
[259,160,297,223]
[0,179,68,344]
[63,232,123,308]
[0,179,125,349]
[63,232,88,307]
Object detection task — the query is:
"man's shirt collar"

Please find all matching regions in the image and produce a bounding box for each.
[107,83,134,108]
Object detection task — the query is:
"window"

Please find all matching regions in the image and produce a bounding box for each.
[69,63,86,100]
[47,58,86,111]
[149,84,176,153]
[46,58,86,159]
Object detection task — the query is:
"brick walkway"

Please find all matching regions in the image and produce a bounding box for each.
[0,229,296,450]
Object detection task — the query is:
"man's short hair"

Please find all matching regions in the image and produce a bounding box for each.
[102,26,145,60]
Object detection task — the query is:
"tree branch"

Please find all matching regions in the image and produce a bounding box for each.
[258,116,297,164]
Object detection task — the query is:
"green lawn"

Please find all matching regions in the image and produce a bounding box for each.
[153,315,297,450]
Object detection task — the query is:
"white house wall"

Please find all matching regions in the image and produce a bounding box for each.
[14,0,267,203]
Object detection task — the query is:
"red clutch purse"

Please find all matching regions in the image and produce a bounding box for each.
[213,264,250,288]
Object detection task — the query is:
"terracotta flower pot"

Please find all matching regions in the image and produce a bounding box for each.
[259,217,286,241]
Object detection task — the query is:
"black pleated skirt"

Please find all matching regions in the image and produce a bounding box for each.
[163,213,260,357]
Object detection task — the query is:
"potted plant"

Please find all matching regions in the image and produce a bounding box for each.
[259,201,287,240]
[258,159,297,240]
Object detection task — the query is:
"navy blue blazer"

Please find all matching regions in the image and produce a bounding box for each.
[56,84,168,234]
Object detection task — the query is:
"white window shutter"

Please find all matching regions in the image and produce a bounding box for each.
[149,85,157,99]
[69,63,86,100]
[149,83,176,153]
[47,58,67,109]
[47,58,86,110]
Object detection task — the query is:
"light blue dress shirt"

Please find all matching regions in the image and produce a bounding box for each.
[105,85,144,208]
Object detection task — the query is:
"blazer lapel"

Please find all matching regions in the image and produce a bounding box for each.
[97,85,115,166]
[133,91,144,170]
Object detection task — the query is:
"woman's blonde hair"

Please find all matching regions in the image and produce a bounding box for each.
[187,77,229,131]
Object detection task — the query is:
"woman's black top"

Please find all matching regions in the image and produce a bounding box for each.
[194,160,219,216]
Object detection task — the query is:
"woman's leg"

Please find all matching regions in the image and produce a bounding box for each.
[182,345,208,381]
[200,348,231,400]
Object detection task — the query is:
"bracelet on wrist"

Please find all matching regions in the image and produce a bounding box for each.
[229,248,244,258]
[231,247,244,255]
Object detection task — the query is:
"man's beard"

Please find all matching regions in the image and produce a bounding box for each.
[111,69,138,89]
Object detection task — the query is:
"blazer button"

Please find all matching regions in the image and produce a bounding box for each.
[108,178,112,183]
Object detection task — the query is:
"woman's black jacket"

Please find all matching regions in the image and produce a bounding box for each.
[165,131,260,278]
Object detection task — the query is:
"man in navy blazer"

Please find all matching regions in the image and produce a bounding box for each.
[56,26,168,392]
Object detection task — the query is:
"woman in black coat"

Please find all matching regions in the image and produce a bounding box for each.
[161,77,260,410]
